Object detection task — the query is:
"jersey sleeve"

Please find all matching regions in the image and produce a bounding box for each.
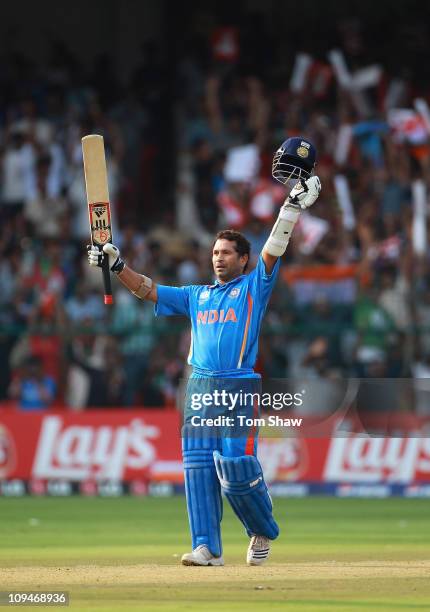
[248,255,280,306]
[154,285,192,317]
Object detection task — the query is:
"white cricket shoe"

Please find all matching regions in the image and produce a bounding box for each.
[181,545,224,566]
[247,535,271,566]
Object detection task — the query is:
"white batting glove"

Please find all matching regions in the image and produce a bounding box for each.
[286,176,321,211]
[87,243,125,273]
[87,244,102,267]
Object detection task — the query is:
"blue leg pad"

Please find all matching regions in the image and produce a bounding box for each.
[213,451,279,540]
[182,436,223,556]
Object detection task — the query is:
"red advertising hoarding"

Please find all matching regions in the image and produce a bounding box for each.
[0,410,183,483]
[1,410,430,486]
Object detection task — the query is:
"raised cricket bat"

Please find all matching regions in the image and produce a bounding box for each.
[82,134,113,305]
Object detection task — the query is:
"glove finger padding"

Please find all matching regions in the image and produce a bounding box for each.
[289,175,321,210]
[87,244,103,267]
[304,176,321,200]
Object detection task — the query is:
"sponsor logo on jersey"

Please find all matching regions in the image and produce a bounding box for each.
[199,290,210,302]
[197,308,238,324]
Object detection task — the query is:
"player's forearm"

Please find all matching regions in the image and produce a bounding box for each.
[117,265,158,303]
[263,208,301,260]
[262,203,301,274]
[263,176,322,268]
[261,250,279,275]
[88,244,158,302]
[261,209,299,274]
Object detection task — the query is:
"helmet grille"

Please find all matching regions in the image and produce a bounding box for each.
[272,149,312,185]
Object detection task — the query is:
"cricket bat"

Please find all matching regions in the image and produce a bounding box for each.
[82,134,113,305]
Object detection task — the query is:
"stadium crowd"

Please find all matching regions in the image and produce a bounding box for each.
[1,12,430,411]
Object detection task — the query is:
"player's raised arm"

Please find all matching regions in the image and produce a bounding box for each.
[87,243,157,302]
[262,137,322,274]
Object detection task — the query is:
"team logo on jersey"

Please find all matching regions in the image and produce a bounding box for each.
[229,288,241,298]
[199,290,210,302]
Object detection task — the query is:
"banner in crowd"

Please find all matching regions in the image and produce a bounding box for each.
[281,264,360,304]
[1,410,429,497]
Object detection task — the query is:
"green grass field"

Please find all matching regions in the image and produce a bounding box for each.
[0,496,429,611]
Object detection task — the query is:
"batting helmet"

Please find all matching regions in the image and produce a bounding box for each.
[272,137,317,185]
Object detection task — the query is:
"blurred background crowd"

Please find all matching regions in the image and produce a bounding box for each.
[1,0,430,411]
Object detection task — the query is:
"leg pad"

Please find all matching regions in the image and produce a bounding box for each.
[183,437,223,556]
[213,451,279,540]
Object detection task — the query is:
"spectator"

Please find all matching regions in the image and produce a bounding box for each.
[111,287,166,405]
[65,334,125,408]
[24,154,68,238]
[1,127,35,220]
[65,281,105,326]
[8,356,56,410]
[353,288,398,373]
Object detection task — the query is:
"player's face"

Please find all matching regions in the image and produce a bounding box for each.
[212,239,248,283]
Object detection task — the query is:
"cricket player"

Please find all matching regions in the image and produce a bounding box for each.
[88,137,321,566]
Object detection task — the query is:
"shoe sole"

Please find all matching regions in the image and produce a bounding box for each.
[181,558,203,566]
[181,558,224,566]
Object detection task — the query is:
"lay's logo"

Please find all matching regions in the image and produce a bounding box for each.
[197,309,238,324]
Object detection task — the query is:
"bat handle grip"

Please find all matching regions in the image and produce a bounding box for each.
[101,250,113,305]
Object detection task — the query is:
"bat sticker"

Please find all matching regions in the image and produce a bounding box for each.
[89,202,112,245]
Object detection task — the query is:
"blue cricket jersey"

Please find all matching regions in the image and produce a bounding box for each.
[154,255,280,376]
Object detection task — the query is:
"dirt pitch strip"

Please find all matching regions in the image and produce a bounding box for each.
[2,561,430,612]
[2,560,430,587]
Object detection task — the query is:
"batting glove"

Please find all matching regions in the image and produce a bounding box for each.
[286,176,321,211]
[87,243,125,273]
